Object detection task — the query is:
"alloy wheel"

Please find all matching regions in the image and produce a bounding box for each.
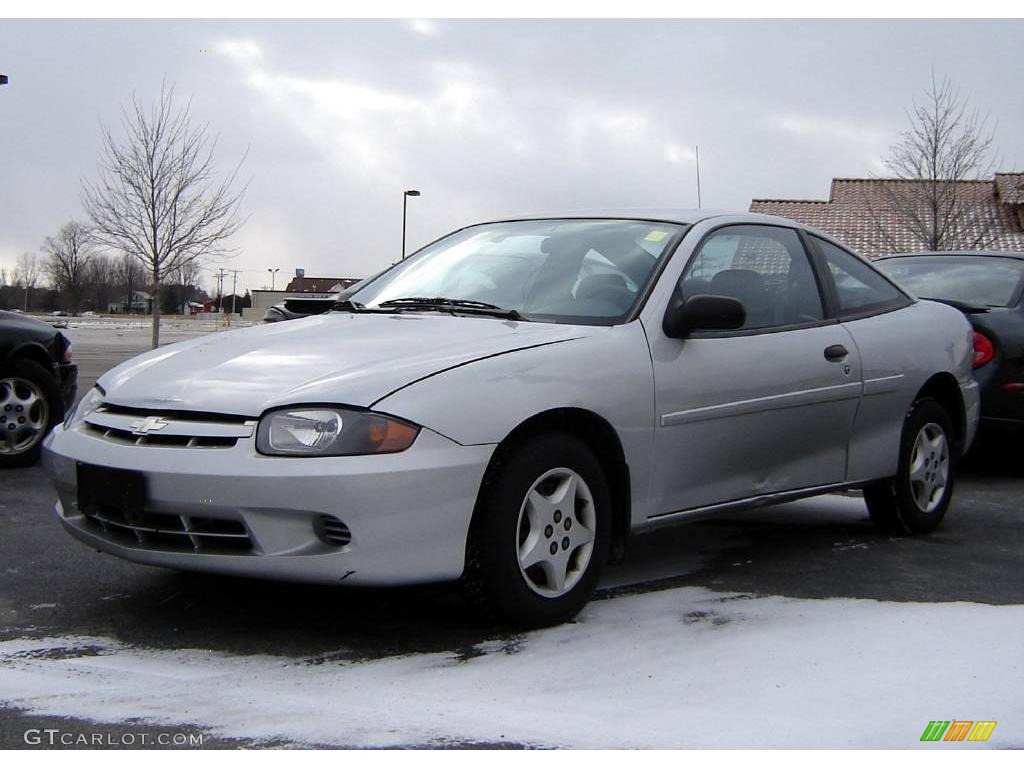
[0,376,50,456]
[908,422,949,513]
[515,467,597,598]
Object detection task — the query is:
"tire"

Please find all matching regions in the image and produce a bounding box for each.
[463,432,612,628]
[0,358,62,469]
[864,397,956,535]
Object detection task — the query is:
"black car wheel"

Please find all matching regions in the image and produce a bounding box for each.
[864,397,956,534]
[463,433,611,628]
[0,358,62,468]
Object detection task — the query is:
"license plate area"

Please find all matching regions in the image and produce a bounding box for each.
[77,462,147,517]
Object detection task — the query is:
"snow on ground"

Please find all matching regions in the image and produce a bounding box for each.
[1,587,1021,748]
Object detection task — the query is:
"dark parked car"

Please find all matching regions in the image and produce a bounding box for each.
[262,296,340,323]
[262,274,380,323]
[0,310,78,467]
[876,251,1024,437]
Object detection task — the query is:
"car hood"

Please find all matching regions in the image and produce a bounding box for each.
[99,312,590,416]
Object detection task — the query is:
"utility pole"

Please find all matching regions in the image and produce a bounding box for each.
[215,268,227,313]
[228,269,242,326]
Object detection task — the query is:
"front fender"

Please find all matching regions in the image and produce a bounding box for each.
[373,321,658,521]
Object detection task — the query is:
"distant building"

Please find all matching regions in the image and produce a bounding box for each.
[283,276,362,294]
[243,275,364,321]
[107,290,152,314]
[750,173,1024,258]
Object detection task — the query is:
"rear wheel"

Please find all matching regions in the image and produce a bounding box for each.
[864,397,956,534]
[0,358,62,468]
[463,433,611,627]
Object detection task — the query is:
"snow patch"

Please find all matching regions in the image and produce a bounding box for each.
[1,589,1021,748]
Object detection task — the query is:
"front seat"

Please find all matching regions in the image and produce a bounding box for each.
[575,273,633,311]
[709,269,771,328]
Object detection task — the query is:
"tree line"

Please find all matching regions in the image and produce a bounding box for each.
[0,224,213,316]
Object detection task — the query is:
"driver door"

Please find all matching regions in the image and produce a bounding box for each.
[645,224,862,518]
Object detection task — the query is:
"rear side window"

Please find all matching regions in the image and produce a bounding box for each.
[812,236,907,317]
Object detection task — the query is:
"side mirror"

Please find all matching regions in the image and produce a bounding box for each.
[663,294,746,338]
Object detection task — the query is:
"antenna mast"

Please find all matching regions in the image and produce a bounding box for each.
[695,145,702,208]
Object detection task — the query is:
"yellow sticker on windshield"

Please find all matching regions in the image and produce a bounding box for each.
[644,230,669,242]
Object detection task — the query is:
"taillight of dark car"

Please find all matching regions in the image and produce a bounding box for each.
[972,331,994,369]
[55,332,73,363]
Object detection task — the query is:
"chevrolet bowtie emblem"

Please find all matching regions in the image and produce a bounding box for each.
[129,416,170,435]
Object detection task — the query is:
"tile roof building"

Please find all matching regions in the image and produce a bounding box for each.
[750,173,1024,258]
[283,276,361,294]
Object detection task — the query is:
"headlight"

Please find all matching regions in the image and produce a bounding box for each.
[65,386,104,428]
[256,407,420,456]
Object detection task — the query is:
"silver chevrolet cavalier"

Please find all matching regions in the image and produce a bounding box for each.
[43,211,980,626]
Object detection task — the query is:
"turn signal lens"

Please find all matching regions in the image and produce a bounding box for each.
[367,419,420,452]
[972,331,994,369]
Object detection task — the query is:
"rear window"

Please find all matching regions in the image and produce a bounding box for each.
[877,256,1024,308]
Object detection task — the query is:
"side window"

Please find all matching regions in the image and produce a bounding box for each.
[812,236,906,316]
[681,225,824,330]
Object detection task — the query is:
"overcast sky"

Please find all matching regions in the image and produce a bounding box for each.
[1,18,1022,293]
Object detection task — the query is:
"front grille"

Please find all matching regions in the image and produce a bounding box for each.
[84,423,238,448]
[80,504,253,553]
[313,514,352,547]
[82,406,255,449]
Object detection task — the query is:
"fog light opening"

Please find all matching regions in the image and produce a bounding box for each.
[313,514,352,547]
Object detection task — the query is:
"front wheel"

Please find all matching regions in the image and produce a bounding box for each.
[864,397,956,534]
[463,433,611,628]
[0,358,62,469]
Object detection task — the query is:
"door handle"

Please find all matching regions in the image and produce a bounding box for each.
[824,344,848,362]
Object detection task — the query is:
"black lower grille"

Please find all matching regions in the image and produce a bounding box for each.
[313,514,352,547]
[80,504,253,553]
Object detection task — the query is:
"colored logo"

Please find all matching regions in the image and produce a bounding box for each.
[921,721,997,742]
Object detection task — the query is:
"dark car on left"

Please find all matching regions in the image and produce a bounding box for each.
[0,310,77,467]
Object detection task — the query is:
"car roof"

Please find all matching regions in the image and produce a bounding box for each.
[478,208,810,229]
[877,250,1024,261]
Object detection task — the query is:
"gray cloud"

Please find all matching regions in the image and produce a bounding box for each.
[1,19,1021,292]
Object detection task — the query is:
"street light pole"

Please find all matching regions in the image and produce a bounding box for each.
[402,189,421,259]
[267,267,279,290]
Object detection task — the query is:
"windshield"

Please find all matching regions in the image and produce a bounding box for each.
[351,219,686,324]
[877,256,1024,308]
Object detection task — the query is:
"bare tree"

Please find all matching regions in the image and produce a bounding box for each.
[82,81,247,347]
[42,221,95,314]
[13,253,41,311]
[113,252,143,314]
[83,254,118,312]
[867,71,1000,253]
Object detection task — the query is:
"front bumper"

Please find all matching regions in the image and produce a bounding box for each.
[42,422,494,586]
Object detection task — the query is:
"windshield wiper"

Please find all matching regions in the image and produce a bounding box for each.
[377,297,523,320]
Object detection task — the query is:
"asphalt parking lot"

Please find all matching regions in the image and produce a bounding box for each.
[1,323,1022,747]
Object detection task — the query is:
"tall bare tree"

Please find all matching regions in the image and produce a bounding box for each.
[13,253,41,311]
[82,81,247,347]
[42,221,95,314]
[868,71,999,253]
